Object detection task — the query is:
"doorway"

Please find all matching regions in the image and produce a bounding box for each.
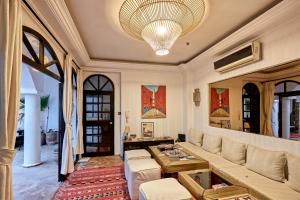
[83,75,115,156]
[273,81,300,140]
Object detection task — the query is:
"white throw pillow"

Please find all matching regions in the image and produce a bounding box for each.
[246,145,286,182]
[221,137,246,165]
[202,134,222,154]
[187,128,203,146]
[286,153,300,192]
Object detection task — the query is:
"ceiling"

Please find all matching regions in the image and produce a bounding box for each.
[64,0,282,65]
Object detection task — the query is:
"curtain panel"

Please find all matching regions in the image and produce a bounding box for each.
[0,0,22,199]
[61,54,74,175]
[262,81,275,136]
[75,70,84,156]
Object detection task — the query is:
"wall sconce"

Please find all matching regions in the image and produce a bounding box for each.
[193,88,201,107]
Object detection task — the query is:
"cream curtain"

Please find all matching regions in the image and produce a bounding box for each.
[61,54,74,175]
[75,70,84,155]
[0,0,22,199]
[262,81,275,136]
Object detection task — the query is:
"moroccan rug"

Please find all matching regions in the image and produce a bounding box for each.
[53,156,130,200]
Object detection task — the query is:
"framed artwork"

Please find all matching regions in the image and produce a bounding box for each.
[141,122,154,138]
[141,85,166,119]
[210,87,230,117]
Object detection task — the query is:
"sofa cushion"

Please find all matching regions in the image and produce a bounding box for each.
[202,134,222,154]
[177,142,238,169]
[187,129,203,146]
[217,166,300,200]
[246,145,286,182]
[286,153,300,192]
[221,137,246,165]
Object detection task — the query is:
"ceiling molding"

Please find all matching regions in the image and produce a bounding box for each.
[86,59,183,72]
[23,0,69,55]
[187,0,300,71]
[43,0,90,65]
[28,0,298,73]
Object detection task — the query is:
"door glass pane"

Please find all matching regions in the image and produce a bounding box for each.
[102,104,110,112]
[89,76,99,89]
[84,81,95,90]
[103,95,110,103]
[99,77,108,89]
[86,113,98,121]
[103,82,113,91]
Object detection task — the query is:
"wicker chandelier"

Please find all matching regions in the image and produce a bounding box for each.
[119,0,206,56]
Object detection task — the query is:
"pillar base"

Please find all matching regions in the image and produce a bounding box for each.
[22,161,43,168]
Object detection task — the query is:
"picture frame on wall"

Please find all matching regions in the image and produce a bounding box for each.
[141,122,154,138]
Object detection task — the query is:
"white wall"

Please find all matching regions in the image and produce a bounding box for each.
[82,68,184,155]
[183,0,300,155]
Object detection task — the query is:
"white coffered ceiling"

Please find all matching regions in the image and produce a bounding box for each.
[63,0,281,65]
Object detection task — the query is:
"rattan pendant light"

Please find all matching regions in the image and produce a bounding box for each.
[119,0,206,56]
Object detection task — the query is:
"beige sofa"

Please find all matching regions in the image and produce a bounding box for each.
[178,130,300,200]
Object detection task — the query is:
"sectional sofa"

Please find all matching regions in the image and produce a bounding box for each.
[177,129,300,200]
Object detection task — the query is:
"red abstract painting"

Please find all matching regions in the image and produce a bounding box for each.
[141,85,166,119]
[210,88,230,117]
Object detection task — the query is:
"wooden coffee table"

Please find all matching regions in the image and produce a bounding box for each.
[178,169,257,200]
[149,146,209,174]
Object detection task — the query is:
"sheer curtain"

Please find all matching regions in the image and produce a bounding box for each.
[262,81,275,136]
[0,0,22,199]
[75,70,84,156]
[61,54,74,175]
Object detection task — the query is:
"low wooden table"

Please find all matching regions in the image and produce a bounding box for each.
[149,146,209,174]
[178,169,257,200]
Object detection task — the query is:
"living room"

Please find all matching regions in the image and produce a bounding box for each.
[1,0,300,200]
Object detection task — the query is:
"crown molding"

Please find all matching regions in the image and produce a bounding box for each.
[26,0,298,73]
[43,0,90,65]
[85,59,183,72]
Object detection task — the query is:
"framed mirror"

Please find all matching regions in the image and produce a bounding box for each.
[209,61,300,141]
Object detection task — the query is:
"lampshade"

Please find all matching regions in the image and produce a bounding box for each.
[119,0,206,56]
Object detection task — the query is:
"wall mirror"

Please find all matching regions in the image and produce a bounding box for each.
[209,61,300,141]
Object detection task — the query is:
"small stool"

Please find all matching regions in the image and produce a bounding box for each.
[127,159,161,200]
[124,149,151,180]
[139,178,192,200]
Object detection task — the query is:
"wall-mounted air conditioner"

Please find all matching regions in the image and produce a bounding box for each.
[214,41,261,73]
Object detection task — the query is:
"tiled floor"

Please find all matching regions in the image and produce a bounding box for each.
[13,144,60,200]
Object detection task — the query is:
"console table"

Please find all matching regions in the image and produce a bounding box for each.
[123,137,174,158]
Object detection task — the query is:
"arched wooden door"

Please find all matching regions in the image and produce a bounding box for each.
[83,75,114,156]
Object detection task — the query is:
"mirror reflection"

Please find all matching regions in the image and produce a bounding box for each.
[209,62,300,141]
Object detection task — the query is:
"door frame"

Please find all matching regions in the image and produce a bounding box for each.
[82,75,115,157]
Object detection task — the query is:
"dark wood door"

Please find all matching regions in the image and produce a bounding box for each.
[83,75,114,156]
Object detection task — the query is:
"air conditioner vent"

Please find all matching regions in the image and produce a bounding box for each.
[214,41,261,73]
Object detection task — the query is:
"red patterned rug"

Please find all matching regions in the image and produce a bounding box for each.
[53,164,130,200]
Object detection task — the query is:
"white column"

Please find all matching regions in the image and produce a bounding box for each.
[271,100,279,138]
[23,94,42,167]
[282,97,291,139]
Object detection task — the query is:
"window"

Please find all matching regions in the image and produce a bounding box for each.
[22,26,63,82]
[274,81,300,140]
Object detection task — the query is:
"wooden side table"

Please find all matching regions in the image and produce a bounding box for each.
[178,169,257,200]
